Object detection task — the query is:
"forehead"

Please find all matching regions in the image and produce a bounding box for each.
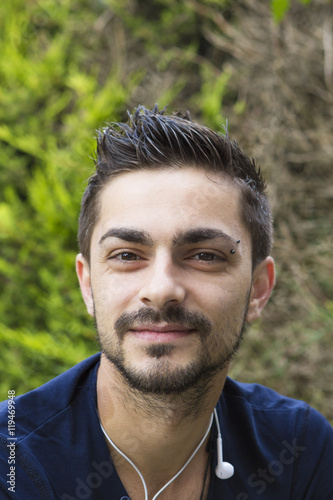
[91,167,248,246]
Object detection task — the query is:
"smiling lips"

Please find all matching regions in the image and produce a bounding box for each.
[129,324,195,342]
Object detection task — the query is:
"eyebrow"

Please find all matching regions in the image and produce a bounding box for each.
[99,226,238,248]
[172,228,239,247]
[99,228,154,246]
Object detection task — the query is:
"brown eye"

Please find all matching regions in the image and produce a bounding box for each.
[108,252,140,261]
[192,252,222,261]
[198,252,215,261]
[118,252,139,260]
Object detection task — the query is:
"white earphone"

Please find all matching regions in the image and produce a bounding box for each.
[214,408,234,479]
[100,406,234,500]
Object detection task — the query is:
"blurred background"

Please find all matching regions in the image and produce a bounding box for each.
[0,0,332,424]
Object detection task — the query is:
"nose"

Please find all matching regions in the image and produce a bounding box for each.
[138,253,186,309]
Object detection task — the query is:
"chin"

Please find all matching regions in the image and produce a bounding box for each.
[106,347,224,395]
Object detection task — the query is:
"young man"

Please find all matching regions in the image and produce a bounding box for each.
[0,106,332,499]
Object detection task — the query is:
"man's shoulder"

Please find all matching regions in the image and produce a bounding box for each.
[218,378,333,500]
[222,376,332,434]
[0,353,103,499]
[0,353,100,438]
[223,377,306,411]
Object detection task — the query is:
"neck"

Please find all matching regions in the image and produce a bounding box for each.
[97,354,228,480]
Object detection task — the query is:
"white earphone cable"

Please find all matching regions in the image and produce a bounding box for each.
[100,412,214,500]
[213,408,221,438]
[151,412,213,500]
[100,422,149,499]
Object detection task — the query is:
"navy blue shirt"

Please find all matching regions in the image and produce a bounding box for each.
[0,354,332,499]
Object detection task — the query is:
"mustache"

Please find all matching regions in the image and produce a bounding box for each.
[114,306,212,340]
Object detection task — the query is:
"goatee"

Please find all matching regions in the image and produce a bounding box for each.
[95,304,247,396]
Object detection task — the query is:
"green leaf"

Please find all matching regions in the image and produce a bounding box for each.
[271,0,291,22]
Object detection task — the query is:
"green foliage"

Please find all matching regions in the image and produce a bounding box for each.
[271,0,291,21]
[271,0,313,22]
[0,0,140,398]
[193,65,232,129]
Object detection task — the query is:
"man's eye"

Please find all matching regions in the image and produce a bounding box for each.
[192,252,220,261]
[110,252,140,261]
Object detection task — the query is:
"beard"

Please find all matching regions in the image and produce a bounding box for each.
[94,299,250,397]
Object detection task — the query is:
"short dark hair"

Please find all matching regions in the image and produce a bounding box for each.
[78,105,273,268]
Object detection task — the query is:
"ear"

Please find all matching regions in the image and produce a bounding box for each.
[246,257,275,323]
[76,253,94,317]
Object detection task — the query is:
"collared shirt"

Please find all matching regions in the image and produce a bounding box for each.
[1,353,332,499]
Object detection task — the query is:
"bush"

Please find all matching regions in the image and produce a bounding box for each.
[0,0,139,395]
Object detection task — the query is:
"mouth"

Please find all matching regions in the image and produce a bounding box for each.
[129,323,196,342]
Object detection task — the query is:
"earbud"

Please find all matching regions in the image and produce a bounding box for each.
[214,410,235,480]
[215,437,234,479]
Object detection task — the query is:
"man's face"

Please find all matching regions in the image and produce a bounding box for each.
[77,167,270,394]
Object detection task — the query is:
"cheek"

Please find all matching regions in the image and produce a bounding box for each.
[92,272,138,312]
[195,278,244,307]
[203,282,251,325]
